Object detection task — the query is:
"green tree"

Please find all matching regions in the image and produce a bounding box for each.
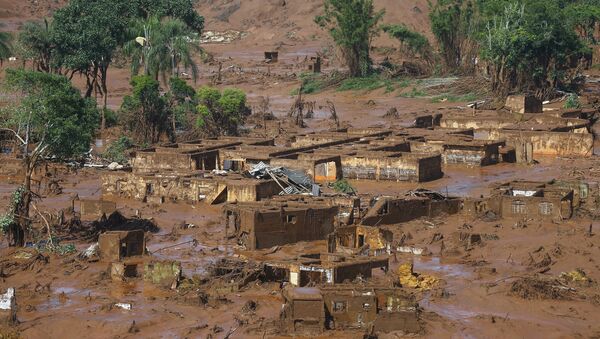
[15,20,54,73]
[429,0,478,72]
[120,75,170,144]
[0,29,11,65]
[196,86,250,136]
[480,1,586,97]
[564,0,600,44]
[315,0,384,77]
[51,0,133,130]
[382,24,433,65]
[167,77,197,137]
[124,16,201,82]
[1,69,99,246]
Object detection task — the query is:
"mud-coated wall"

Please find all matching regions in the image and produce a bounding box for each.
[0,158,24,178]
[440,118,515,129]
[239,206,337,249]
[102,172,228,203]
[322,293,377,328]
[132,152,194,173]
[418,156,443,181]
[79,200,117,218]
[227,180,280,202]
[362,197,462,226]
[342,154,441,182]
[490,130,593,157]
[499,195,572,220]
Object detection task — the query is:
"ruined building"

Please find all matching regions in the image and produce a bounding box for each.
[439,108,595,161]
[265,253,389,287]
[281,284,420,334]
[465,180,589,220]
[361,190,463,226]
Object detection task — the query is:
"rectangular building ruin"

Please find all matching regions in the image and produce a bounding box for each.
[224,200,340,249]
[328,225,392,256]
[98,230,145,262]
[439,110,594,159]
[464,180,589,220]
[265,253,389,287]
[361,190,462,226]
[281,285,420,334]
[78,199,117,219]
[102,172,280,205]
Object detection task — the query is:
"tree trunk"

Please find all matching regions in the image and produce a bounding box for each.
[100,64,110,132]
[11,157,34,247]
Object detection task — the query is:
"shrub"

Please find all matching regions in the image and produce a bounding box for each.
[102,136,134,164]
[564,94,581,109]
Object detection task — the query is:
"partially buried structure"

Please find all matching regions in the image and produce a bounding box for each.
[281,284,420,334]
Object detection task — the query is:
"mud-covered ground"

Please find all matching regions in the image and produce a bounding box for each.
[2,156,600,338]
[2,1,600,338]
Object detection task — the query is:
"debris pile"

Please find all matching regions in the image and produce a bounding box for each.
[510,276,575,300]
[397,262,440,290]
[248,162,314,195]
[59,211,160,241]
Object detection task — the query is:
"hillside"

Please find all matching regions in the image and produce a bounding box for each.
[0,0,434,46]
[196,0,434,46]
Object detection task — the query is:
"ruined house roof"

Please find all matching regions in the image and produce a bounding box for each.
[283,287,323,301]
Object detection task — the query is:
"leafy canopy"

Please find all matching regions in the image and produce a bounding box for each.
[382,24,433,62]
[196,86,250,136]
[316,0,384,77]
[120,75,169,144]
[3,69,99,159]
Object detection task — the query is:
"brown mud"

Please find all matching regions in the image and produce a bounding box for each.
[1,1,600,338]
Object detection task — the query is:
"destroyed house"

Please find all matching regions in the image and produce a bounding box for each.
[281,285,419,333]
[409,136,505,166]
[490,181,575,220]
[266,194,362,224]
[440,110,595,159]
[224,201,339,249]
[488,128,593,158]
[131,137,275,174]
[266,253,389,287]
[102,172,280,205]
[98,230,145,262]
[260,130,443,182]
[77,199,117,219]
[328,225,392,256]
[281,287,325,333]
[361,191,462,226]
[340,151,442,182]
[132,146,221,173]
[219,146,343,184]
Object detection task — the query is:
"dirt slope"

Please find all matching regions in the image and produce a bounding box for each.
[197,0,434,46]
[0,0,434,45]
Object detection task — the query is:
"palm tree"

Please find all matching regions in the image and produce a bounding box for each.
[123,17,201,83]
[160,19,201,82]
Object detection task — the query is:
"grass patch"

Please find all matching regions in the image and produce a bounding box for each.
[291,72,328,95]
[430,92,478,103]
[399,87,428,98]
[291,72,414,95]
[398,79,411,88]
[337,75,392,92]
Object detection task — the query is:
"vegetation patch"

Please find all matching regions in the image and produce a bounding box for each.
[399,87,428,98]
[337,75,395,93]
[431,93,478,103]
[102,136,134,164]
[564,94,582,109]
